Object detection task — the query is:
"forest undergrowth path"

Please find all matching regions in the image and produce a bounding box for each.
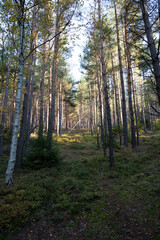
[7,131,160,240]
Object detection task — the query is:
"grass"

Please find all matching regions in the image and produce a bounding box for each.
[0,131,160,239]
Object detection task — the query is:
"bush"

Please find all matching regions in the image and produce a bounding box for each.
[23,137,61,169]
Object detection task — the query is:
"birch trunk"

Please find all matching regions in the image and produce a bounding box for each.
[5,1,25,186]
[16,4,37,164]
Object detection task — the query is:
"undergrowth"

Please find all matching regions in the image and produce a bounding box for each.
[0,131,160,239]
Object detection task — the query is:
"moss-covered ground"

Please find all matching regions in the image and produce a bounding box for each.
[0,130,160,240]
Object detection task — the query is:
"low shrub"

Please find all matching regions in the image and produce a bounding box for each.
[23,137,61,169]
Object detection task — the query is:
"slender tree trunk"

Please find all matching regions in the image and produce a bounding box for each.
[114,0,128,147]
[146,99,151,130]
[16,4,37,166]
[38,42,46,139]
[57,90,59,135]
[93,1,106,154]
[0,45,13,156]
[25,47,37,150]
[112,90,116,128]
[31,91,39,131]
[26,9,38,150]
[59,79,62,136]
[6,1,25,186]
[89,80,93,135]
[124,14,136,148]
[47,1,60,148]
[65,92,68,130]
[131,73,139,145]
[141,72,147,133]
[98,0,114,166]
[111,52,122,145]
[140,0,160,105]
[16,66,32,167]
[10,72,16,135]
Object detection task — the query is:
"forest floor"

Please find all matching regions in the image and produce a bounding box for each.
[0,130,160,240]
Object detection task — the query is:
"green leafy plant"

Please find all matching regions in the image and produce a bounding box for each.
[23,137,61,169]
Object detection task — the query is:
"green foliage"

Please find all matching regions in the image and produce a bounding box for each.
[23,137,61,169]
[2,127,11,145]
[0,131,160,239]
[69,142,86,149]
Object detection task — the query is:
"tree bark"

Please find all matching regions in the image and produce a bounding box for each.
[38,42,46,139]
[98,0,114,166]
[25,7,38,150]
[16,4,37,166]
[89,80,93,136]
[111,51,122,145]
[10,71,17,135]
[140,0,160,105]
[6,1,25,186]
[141,71,147,133]
[59,79,62,136]
[114,0,128,147]
[93,0,106,154]
[124,14,136,148]
[0,44,13,156]
[47,0,60,148]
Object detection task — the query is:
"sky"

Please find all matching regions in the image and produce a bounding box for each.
[68,0,93,82]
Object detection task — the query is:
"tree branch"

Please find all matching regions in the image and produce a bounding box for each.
[151,105,160,114]
[24,1,78,61]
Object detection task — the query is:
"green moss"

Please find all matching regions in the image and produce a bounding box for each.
[1,131,160,238]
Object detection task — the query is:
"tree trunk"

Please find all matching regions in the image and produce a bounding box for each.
[65,92,68,130]
[93,0,106,154]
[47,0,60,148]
[10,71,16,135]
[25,9,38,150]
[16,4,37,166]
[131,72,140,145]
[59,79,62,136]
[141,71,147,133]
[38,42,46,139]
[124,14,136,148]
[111,51,122,145]
[140,0,160,105]
[6,1,25,186]
[114,0,128,147]
[89,80,93,136]
[98,0,114,166]
[0,44,13,156]
[16,66,32,167]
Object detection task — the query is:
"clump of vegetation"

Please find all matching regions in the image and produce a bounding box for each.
[0,132,160,239]
[23,137,61,169]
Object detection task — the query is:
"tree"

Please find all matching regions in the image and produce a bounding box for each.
[5,0,25,186]
[140,0,160,106]
[123,7,136,148]
[113,0,128,147]
[98,0,114,166]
